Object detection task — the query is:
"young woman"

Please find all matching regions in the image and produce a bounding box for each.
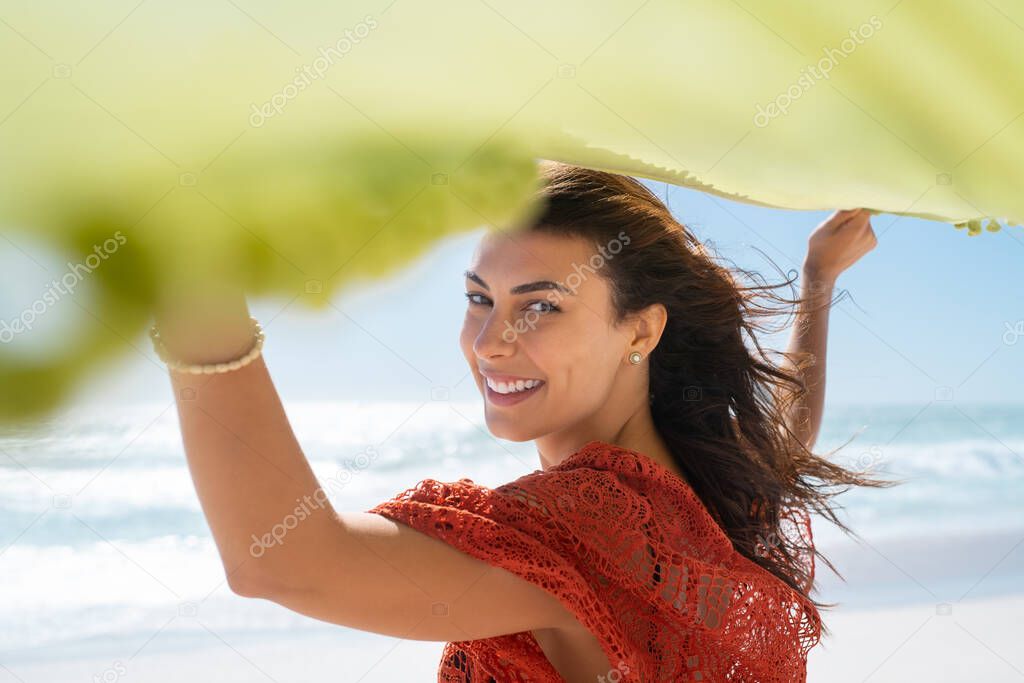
[151,162,888,682]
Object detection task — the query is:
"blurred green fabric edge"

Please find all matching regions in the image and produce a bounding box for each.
[0,0,1021,421]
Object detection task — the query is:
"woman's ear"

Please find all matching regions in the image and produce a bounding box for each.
[629,302,668,356]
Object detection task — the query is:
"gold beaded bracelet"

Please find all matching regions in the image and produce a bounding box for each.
[149,316,264,375]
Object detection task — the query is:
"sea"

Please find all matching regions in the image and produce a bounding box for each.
[2,399,1023,670]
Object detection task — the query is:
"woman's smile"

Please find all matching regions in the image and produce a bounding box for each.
[484,377,546,406]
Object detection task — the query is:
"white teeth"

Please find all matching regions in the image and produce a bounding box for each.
[486,377,543,394]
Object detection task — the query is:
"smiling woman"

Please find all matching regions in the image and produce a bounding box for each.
[152,160,894,682]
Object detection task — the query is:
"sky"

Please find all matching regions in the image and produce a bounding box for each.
[3,176,1022,410]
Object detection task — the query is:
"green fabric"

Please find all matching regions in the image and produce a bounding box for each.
[0,0,1021,420]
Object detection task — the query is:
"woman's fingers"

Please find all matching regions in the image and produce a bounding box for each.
[806,208,876,278]
[832,208,873,233]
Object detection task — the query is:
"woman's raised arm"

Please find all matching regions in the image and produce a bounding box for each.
[779,208,876,450]
[153,286,577,641]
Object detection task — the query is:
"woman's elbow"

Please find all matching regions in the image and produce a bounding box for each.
[225,565,291,599]
[225,567,265,598]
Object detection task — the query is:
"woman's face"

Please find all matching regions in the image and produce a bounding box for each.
[459,229,635,443]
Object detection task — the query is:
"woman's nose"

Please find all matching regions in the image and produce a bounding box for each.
[473,310,518,359]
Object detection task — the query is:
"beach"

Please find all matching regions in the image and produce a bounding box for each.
[2,400,1023,681]
[807,530,1024,682]
[6,592,1022,681]
[809,593,1024,682]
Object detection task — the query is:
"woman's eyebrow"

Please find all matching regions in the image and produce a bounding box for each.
[463,270,575,295]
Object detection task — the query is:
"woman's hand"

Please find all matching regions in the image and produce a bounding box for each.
[805,208,877,281]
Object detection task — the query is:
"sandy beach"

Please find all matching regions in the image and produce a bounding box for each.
[3,592,1021,682]
[9,523,1024,682]
[808,593,1024,682]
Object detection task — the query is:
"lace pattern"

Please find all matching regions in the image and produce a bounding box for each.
[366,440,822,681]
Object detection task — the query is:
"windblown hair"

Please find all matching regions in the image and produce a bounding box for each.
[522,160,898,632]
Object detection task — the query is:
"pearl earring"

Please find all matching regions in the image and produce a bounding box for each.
[628,351,643,364]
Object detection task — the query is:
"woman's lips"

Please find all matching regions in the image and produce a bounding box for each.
[485,380,545,406]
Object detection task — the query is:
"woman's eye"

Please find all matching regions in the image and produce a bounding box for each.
[464,292,560,314]
[526,300,560,314]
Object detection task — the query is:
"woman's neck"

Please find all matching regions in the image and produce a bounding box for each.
[534,406,678,475]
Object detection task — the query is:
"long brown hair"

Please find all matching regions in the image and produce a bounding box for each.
[521,160,898,631]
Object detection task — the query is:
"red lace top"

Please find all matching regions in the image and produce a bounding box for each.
[366,439,822,682]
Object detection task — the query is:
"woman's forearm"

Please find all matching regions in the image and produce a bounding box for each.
[779,264,836,451]
[155,289,338,592]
